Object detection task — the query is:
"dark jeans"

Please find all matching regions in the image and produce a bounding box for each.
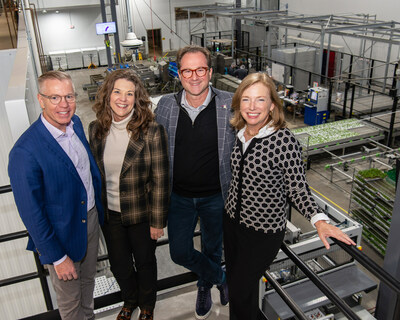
[168,192,224,289]
[223,215,285,320]
[102,212,157,310]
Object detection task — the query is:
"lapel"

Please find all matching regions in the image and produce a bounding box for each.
[121,134,145,176]
[36,118,82,183]
[214,90,228,164]
[94,135,106,178]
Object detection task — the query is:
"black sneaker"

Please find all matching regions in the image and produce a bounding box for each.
[217,281,229,306]
[195,286,212,319]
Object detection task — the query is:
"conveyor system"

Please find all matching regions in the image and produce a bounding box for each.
[261,192,377,319]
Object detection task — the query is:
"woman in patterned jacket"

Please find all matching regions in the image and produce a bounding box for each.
[89,69,169,320]
[223,72,355,320]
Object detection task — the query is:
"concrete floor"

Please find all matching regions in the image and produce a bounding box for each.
[66,66,384,320]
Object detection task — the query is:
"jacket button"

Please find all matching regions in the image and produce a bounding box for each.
[121,191,126,196]
[81,201,85,205]
[82,219,86,223]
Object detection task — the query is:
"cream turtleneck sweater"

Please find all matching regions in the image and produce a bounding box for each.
[103,111,134,212]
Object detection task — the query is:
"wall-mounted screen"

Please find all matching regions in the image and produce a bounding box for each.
[96,22,116,35]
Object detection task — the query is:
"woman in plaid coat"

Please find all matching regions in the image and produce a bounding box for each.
[89,69,169,320]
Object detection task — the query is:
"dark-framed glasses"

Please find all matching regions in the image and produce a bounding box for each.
[39,93,78,105]
[180,67,209,79]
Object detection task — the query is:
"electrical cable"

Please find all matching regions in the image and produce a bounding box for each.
[149,0,156,60]
[140,0,189,45]
[133,0,147,32]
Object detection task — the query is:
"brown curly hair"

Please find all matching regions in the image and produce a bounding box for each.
[92,69,154,140]
[230,72,286,131]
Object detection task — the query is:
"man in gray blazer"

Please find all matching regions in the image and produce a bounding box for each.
[155,45,235,319]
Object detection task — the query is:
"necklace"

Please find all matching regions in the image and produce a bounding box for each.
[245,128,258,137]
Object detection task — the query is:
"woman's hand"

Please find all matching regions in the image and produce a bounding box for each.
[315,220,356,250]
[150,227,164,240]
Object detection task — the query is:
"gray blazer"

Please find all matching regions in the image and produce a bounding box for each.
[154,87,235,201]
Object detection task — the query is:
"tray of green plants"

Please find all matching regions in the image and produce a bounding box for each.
[293,118,381,149]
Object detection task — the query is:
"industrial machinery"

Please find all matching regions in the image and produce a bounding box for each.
[262,193,377,319]
[121,32,144,62]
[304,87,330,126]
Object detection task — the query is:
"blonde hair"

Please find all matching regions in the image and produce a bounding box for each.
[230,73,286,131]
[38,70,75,93]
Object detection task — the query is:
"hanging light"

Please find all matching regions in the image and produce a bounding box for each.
[121,32,143,48]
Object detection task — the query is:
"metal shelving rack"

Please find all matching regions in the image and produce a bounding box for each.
[350,171,396,256]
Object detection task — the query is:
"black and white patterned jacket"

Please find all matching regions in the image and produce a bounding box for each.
[225,127,324,234]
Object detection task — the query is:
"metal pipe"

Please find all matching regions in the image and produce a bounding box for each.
[280,243,362,320]
[349,84,356,118]
[387,94,399,147]
[0,185,12,194]
[34,252,54,311]
[0,230,28,243]
[264,270,308,320]
[110,0,122,64]
[332,239,400,294]
[332,166,353,180]
[372,157,394,169]
[100,0,112,68]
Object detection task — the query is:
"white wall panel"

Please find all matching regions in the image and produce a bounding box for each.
[38,8,104,54]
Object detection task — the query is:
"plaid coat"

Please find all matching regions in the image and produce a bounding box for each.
[89,121,169,228]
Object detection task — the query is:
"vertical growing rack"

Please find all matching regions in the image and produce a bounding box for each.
[350,169,395,256]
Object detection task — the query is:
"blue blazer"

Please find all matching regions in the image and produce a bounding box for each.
[8,115,104,265]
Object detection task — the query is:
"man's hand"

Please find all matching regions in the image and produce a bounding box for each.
[54,256,78,281]
[150,227,164,240]
[315,220,356,250]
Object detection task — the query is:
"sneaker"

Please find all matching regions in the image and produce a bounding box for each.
[195,286,212,319]
[217,281,229,306]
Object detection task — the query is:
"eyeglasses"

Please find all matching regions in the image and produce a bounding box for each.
[39,93,78,105]
[180,67,209,79]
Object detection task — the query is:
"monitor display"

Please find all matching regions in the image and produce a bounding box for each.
[310,91,318,102]
[96,22,117,35]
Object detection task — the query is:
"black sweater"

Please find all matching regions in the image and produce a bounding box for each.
[173,98,221,198]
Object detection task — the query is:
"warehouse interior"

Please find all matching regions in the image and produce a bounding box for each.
[1,0,400,319]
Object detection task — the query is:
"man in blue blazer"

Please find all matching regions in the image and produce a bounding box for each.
[8,71,104,320]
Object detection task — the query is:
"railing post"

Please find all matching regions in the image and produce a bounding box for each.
[280,243,361,320]
[33,253,54,311]
[264,270,308,320]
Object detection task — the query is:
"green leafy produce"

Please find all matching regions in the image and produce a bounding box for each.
[358,168,386,179]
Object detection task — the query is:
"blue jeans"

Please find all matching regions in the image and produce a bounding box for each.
[168,192,224,289]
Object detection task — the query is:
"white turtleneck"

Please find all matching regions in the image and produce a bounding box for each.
[104,110,134,212]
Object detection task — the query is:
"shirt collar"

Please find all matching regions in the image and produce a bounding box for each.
[238,120,276,144]
[180,86,212,110]
[41,113,74,139]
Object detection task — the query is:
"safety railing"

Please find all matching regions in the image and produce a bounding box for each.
[263,239,400,320]
[263,270,308,320]
[0,184,202,320]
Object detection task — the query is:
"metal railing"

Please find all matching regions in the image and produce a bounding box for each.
[4,182,400,319]
[0,184,201,319]
[265,240,400,319]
